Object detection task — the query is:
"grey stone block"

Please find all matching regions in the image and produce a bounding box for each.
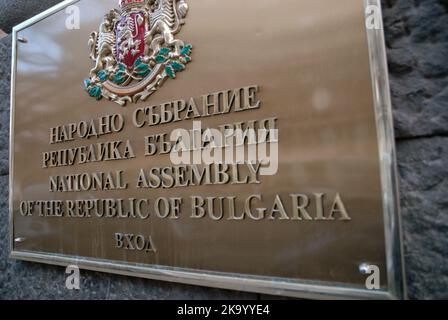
[0,35,11,114]
[0,0,64,33]
[382,0,448,138]
[397,137,448,299]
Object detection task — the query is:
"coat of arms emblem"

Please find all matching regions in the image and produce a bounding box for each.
[84,0,192,106]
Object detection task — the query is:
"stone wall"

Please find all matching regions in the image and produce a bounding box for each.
[383,0,448,299]
[0,0,63,33]
[0,0,447,299]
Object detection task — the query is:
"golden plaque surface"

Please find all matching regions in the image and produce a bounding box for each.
[10,0,405,299]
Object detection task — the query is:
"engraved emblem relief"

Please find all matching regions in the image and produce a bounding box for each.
[84,0,193,106]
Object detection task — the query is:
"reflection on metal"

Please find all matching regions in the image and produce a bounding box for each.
[359,263,371,275]
[14,237,26,243]
[9,0,406,299]
[365,0,406,299]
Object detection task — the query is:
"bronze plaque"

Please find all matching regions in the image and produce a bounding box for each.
[10,0,405,299]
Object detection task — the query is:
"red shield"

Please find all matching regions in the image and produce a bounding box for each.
[115,11,146,68]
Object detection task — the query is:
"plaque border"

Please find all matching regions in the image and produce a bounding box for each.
[9,0,406,300]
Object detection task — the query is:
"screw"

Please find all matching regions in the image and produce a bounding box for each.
[359,263,370,275]
[14,237,26,243]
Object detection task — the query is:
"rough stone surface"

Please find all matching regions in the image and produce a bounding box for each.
[0,0,447,300]
[0,0,63,33]
[382,0,448,138]
[397,137,448,299]
[382,0,448,300]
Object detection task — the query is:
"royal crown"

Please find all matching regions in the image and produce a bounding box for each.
[119,0,145,10]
